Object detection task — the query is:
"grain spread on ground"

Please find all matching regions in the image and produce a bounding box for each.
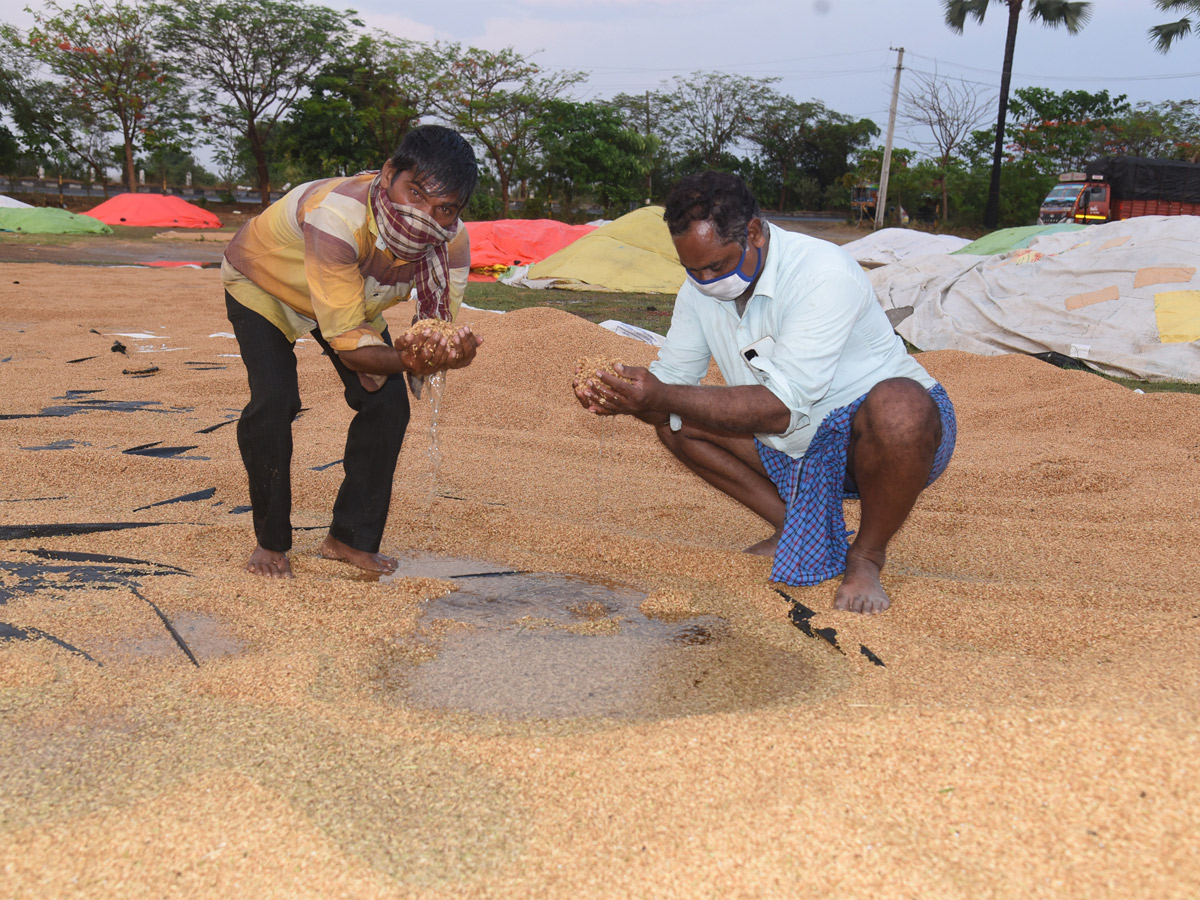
[0,261,1197,899]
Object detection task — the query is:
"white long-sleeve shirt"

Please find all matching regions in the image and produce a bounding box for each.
[649,222,935,458]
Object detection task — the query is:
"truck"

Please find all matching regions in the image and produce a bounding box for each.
[850,182,878,220]
[1070,156,1200,224]
[1036,173,1086,224]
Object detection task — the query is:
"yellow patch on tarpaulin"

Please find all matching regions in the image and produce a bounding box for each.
[1100,235,1131,250]
[1134,266,1196,289]
[1155,290,1200,343]
[1065,285,1119,310]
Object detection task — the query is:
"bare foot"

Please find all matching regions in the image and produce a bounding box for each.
[246,545,294,578]
[319,534,398,574]
[744,529,781,557]
[834,546,890,614]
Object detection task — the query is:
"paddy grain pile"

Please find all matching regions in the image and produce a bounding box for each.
[0,263,1197,899]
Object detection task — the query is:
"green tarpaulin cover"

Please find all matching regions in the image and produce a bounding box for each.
[953,223,1084,256]
[0,207,112,234]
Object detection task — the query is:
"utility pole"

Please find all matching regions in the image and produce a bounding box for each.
[875,46,904,231]
[644,90,653,206]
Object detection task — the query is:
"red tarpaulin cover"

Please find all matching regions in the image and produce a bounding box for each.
[465,219,595,269]
[85,193,223,228]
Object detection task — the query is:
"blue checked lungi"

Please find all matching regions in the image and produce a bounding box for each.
[757,383,956,586]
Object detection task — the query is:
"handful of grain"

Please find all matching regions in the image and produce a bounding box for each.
[407,318,460,339]
[574,355,631,391]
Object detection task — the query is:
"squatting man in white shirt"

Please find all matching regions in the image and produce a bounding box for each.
[574,171,957,614]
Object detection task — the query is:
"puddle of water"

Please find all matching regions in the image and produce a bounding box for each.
[377,553,837,722]
[89,611,244,664]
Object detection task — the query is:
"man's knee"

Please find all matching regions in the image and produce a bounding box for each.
[654,420,680,452]
[857,378,941,448]
[355,376,410,432]
[243,384,301,430]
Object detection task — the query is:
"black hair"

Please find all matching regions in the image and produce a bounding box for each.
[663,171,761,248]
[387,125,479,207]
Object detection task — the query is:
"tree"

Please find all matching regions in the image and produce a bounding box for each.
[654,71,778,171]
[280,34,441,178]
[608,91,676,200]
[1111,100,1200,161]
[152,0,358,207]
[747,94,829,210]
[1149,0,1200,51]
[748,93,878,211]
[3,0,188,191]
[137,145,216,190]
[0,55,124,192]
[943,0,1092,228]
[900,72,992,220]
[432,44,584,216]
[535,99,649,217]
[1005,87,1130,173]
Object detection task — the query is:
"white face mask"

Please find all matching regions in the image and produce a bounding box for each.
[687,243,763,301]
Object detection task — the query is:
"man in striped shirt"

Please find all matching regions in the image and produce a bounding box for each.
[223,125,481,579]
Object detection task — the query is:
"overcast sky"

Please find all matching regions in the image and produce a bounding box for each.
[3,0,1198,154]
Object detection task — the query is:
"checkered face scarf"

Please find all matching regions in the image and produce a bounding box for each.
[369,172,460,321]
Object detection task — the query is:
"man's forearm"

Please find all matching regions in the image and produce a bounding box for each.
[656,383,791,434]
[338,345,406,376]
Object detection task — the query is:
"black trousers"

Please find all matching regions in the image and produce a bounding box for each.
[225,292,410,553]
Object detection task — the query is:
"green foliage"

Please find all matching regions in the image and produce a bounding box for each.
[152,0,360,206]
[654,71,779,171]
[431,43,585,216]
[135,146,217,188]
[850,146,918,223]
[0,124,21,174]
[1148,0,1200,52]
[278,35,440,178]
[4,0,191,191]
[943,0,1093,226]
[1104,100,1200,161]
[747,92,879,210]
[1006,87,1131,172]
[463,168,503,221]
[536,99,649,217]
[607,91,679,201]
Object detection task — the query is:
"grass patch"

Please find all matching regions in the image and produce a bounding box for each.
[464,280,674,335]
[1100,374,1200,394]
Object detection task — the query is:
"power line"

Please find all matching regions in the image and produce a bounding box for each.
[904,50,1200,84]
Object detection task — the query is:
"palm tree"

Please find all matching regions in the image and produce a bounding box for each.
[1149,0,1200,52]
[943,0,1092,228]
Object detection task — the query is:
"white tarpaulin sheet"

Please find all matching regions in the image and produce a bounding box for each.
[870,215,1200,382]
[840,227,971,266]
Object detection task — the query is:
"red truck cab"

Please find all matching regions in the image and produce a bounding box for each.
[1073,179,1110,223]
[1071,156,1200,224]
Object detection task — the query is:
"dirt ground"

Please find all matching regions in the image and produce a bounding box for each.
[0,229,1197,898]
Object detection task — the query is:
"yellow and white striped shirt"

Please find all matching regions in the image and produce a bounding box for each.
[222,173,469,352]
